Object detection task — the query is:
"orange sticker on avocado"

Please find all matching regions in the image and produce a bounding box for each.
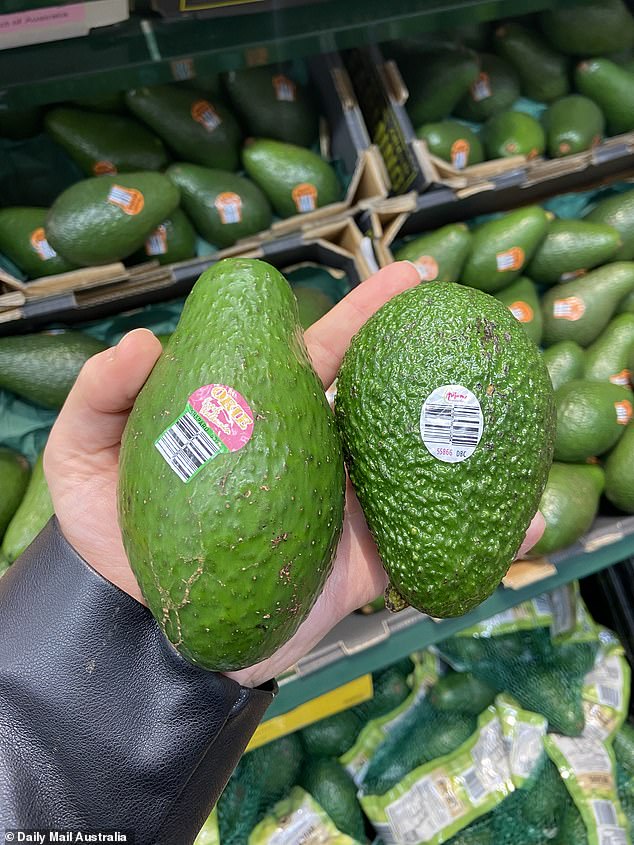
[29,227,57,261]
[560,269,587,282]
[107,185,145,216]
[615,399,632,425]
[496,247,525,272]
[471,72,492,101]
[191,100,222,132]
[553,296,586,321]
[414,255,439,282]
[145,224,168,256]
[272,74,296,102]
[215,192,243,224]
[451,139,470,170]
[610,369,632,387]
[509,300,534,323]
[93,160,117,176]
[292,183,318,213]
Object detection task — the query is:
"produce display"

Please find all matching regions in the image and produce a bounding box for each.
[390,0,634,170]
[0,63,343,280]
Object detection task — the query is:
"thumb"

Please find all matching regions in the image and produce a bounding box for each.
[49,329,162,456]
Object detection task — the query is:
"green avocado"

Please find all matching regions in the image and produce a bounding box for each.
[242,139,342,219]
[393,223,472,283]
[620,290,634,314]
[44,107,168,176]
[430,672,496,715]
[533,462,604,555]
[125,85,242,171]
[71,92,127,112]
[247,733,304,808]
[1,451,54,564]
[358,664,411,719]
[0,330,106,409]
[301,758,366,841]
[335,282,555,618]
[553,379,632,461]
[541,262,634,346]
[0,207,77,279]
[223,66,318,147]
[416,121,484,169]
[508,663,585,735]
[527,219,621,285]
[542,341,585,390]
[166,163,272,248]
[293,286,335,329]
[132,209,197,266]
[605,423,634,513]
[482,110,545,160]
[399,46,480,124]
[454,53,520,123]
[0,448,30,539]
[540,0,634,56]
[496,276,543,345]
[118,259,345,671]
[462,206,549,293]
[493,23,570,102]
[575,59,634,135]
[542,95,605,157]
[585,189,634,261]
[300,710,361,757]
[584,313,634,386]
[46,172,180,266]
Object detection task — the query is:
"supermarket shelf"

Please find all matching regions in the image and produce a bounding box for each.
[1,0,586,109]
[264,515,634,719]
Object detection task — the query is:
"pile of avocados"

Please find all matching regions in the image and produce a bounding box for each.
[0,63,343,279]
[396,0,634,170]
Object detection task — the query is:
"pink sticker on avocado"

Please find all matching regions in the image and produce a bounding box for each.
[155,384,254,482]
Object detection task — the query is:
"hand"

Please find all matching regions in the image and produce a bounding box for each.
[45,262,545,688]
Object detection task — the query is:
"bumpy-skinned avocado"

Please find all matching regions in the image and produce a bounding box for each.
[542,95,605,158]
[416,121,484,169]
[527,219,621,285]
[242,139,342,218]
[0,448,30,539]
[118,259,345,670]
[394,223,472,283]
[46,172,180,266]
[0,207,77,279]
[335,282,555,617]
[166,163,272,248]
[44,107,168,176]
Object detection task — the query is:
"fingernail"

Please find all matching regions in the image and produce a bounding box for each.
[117,327,156,347]
[402,260,426,282]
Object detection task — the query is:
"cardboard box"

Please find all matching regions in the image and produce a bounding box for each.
[0,218,371,333]
[0,0,129,50]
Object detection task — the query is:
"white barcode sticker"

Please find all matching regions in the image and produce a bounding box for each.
[510,720,547,780]
[462,767,487,803]
[551,735,612,777]
[593,799,619,827]
[385,774,453,842]
[420,384,484,464]
[155,383,254,482]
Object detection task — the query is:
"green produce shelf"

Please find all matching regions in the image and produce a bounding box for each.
[1,0,586,110]
[264,515,634,719]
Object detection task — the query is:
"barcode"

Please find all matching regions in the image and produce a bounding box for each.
[422,404,481,446]
[598,685,621,709]
[593,800,618,827]
[598,829,627,845]
[497,251,516,270]
[297,194,315,212]
[37,238,57,259]
[146,232,167,255]
[462,767,487,803]
[453,150,467,169]
[109,185,133,205]
[155,411,221,482]
[532,594,551,617]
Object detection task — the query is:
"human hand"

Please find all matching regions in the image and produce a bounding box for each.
[45,263,545,687]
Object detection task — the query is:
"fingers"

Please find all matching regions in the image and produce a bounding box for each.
[516,511,546,559]
[305,261,421,387]
[49,329,162,456]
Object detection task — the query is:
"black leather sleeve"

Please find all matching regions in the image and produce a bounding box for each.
[0,519,276,844]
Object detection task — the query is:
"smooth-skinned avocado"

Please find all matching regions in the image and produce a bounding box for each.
[416,121,484,169]
[605,423,634,513]
[223,66,318,147]
[335,282,556,618]
[585,189,634,261]
[1,450,54,564]
[462,206,549,293]
[454,53,520,123]
[540,0,634,56]
[0,207,77,279]
[0,448,30,539]
[482,110,545,160]
[584,313,634,386]
[542,95,605,158]
[44,107,168,176]
[430,672,496,714]
[118,258,345,670]
[575,59,634,135]
[300,709,361,757]
[493,23,570,102]
[394,223,472,283]
[620,290,634,315]
[0,330,106,409]
[242,139,342,219]
[496,275,543,345]
[125,85,242,171]
[533,462,604,555]
[46,172,180,266]
[399,46,480,124]
[527,219,621,285]
[293,285,334,329]
[165,163,272,248]
[132,208,197,266]
[301,758,366,841]
[553,379,632,461]
[542,341,585,391]
[71,91,127,112]
[541,262,634,347]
